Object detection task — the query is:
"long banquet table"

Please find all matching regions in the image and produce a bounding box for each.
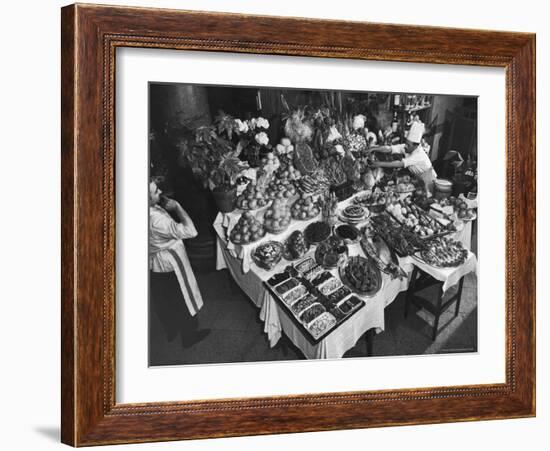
[213,193,477,359]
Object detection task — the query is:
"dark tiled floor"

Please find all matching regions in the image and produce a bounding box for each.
[149,264,478,366]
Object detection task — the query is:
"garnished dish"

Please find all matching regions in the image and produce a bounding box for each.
[274,277,300,296]
[314,236,348,269]
[311,271,333,286]
[251,241,284,271]
[299,303,327,324]
[369,214,422,256]
[339,255,382,296]
[334,224,360,243]
[283,284,308,305]
[291,294,317,315]
[361,233,407,280]
[235,182,269,210]
[318,277,343,295]
[339,204,368,224]
[353,188,387,207]
[302,264,324,282]
[229,212,266,245]
[267,270,291,287]
[419,237,469,268]
[386,196,453,237]
[304,221,331,244]
[307,312,337,339]
[263,199,292,234]
[295,257,317,274]
[327,286,352,304]
[291,195,321,220]
[283,230,310,261]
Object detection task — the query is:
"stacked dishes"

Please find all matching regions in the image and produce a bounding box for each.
[339,205,368,224]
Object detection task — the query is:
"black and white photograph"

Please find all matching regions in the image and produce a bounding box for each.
[148,82,478,366]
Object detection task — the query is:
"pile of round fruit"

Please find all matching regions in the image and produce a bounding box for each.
[229,212,266,245]
[235,182,269,210]
[263,199,292,234]
[266,178,297,200]
[291,195,321,220]
[275,155,301,181]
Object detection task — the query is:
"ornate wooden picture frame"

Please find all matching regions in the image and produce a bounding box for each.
[61,3,535,446]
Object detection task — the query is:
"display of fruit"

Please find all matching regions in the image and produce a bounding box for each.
[283,230,310,260]
[229,211,266,245]
[275,154,301,180]
[275,137,295,155]
[419,237,469,268]
[291,195,321,220]
[340,255,382,296]
[304,221,331,244]
[266,178,297,200]
[263,199,292,233]
[251,241,284,271]
[259,152,280,172]
[235,182,269,210]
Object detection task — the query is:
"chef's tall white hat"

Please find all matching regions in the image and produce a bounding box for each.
[407,120,425,143]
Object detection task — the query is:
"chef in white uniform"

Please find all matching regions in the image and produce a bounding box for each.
[149,178,209,347]
[369,120,437,195]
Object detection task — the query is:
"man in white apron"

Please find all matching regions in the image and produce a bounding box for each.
[369,120,437,195]
[149,179,209,347]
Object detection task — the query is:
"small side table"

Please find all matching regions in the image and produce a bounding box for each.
[404,266,465,341]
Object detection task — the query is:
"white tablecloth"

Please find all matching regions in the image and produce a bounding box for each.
[216,236,410,359]
[214,191,477,359]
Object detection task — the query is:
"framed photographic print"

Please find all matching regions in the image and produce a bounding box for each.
[61,3,536,446]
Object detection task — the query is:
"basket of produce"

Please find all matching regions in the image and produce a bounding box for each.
[235,182,270,211]
[251,241,284,271]
[304,221,331,245]
[263,199,292,234]
[339,255,382,297]
[229,212,266,245]
[283,230,311,261]
[291,195,321,220]
[417,236,469,268]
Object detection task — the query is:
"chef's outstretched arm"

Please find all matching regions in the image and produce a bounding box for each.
[370,160,405,169]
